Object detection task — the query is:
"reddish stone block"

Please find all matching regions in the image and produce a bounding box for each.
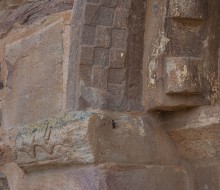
[80,46,94,65]
[109,48,125,68]
[95,26,111,48]
[81,25,96,45]
[80,65,92,86]
[97,6,114,26]
[91,65,108,90]
[112,29,128,48]
[108,68,126,84]
[94,48,109,66]
[114,8,129,29]
[84,3,99,25]
[165,57,203,95]
[100,0,117,7]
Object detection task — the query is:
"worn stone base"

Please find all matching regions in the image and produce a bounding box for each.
[0,162,190,190]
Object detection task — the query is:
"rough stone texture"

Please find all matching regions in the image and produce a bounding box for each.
[165,57,203,94]
[66,0,145,112]
[3,20,64,130]
[0,172,9,190]
[0,0,219,189]
[13,111,162,172]
[0,163,190,190]
[143,0,214,111]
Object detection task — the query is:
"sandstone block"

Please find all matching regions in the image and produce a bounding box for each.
[95,26,111,48]
[3,20,64,129]
[194,164,220,190]
[14,111,157,172]
[80,65,92,86]
[81,25,96,45]
[165,57,203,95]
[96,6,114,26]
[91,65,108,90]
[84,3,99,25]
[20,164,190,190]
[109,48,125,68]
[169,0,208,20]
[94,48,109,66]
[112,29,128,49]
[108,68,126,84]
[80,46,94,65]
[114,8,129,29]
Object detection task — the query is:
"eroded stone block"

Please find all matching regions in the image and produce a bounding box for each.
[169,0,208,20]
[14,111,157,172]
[20,164,190,190]
[3,20,64,129]
[165,57,203,94]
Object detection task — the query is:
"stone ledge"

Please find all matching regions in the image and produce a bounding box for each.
[13,111,158,172]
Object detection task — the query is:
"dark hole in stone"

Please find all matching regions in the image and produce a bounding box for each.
[112,120,117,129]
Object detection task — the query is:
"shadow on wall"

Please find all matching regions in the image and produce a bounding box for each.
[0,173,9,190]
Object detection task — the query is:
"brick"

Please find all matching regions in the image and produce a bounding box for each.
[108,68,126,84]
[94,48,109,66]
[95,26,111,48]
[84,3,99,25]
[81,25,96,45]
[80,65,92,86]
[112,29,128,48]
[114,8,129,29]
[97,6,114,26]
[91,65,108,90]
[109,48,125,68]
[80,46,94,65]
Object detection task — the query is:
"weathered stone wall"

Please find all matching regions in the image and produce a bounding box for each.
[0,0,219,189]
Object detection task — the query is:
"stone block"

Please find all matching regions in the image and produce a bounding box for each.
[14,111,157,172]
[109,48,125,68]
[91,65,108,90]
[100,0,117,7]
[81,25,96,45]
[168,21,206,57]
[80,65,92,86]
[80,46,94,65]
[3,20,63,129]
[169,0,208,20]
[112,29,128,48]
[114,8,129,29]
[166,107,220,161]
[95,26,111,48]
[94,48,109,66]
[20,164,190,190]
[97,6,114,26]
[194,164,220,190]
[108,68,126,84]
[165,57,203,95]
[84,3,99,25]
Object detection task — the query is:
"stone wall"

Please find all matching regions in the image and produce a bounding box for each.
[0,0,219,190]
